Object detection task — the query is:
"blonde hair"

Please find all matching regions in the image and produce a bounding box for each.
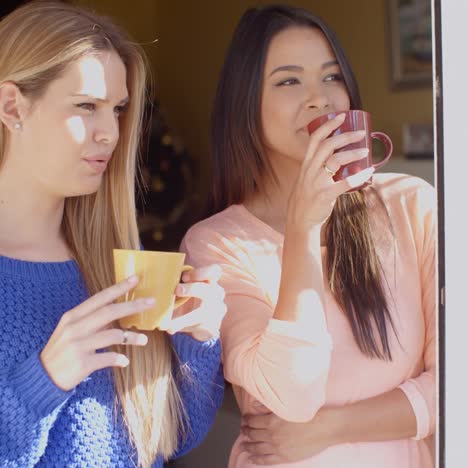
[0,2,184,466]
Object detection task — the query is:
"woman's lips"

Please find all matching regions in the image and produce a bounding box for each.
[83,158,109,173]
[86,159,107,173]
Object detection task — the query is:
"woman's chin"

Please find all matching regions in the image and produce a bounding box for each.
[65,181,102,198]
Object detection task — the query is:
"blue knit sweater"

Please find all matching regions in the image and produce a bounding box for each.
[0,255,224,467]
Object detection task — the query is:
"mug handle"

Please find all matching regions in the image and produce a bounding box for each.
[174,265,194,309]
[371,131,393,169]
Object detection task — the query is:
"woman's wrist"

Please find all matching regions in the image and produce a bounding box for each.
[323,405,349,446]
[186,330,219,342]
[285,219,322,244]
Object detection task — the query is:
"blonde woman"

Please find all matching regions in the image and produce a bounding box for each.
[0,2,225,467]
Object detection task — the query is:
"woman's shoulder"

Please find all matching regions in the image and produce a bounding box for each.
[186,205,244,234]
[180,206,256,271]
[372,172,433,195]
[371,172,435,207]
[183,204,268,246]
[181,204,281,268]
[370,172,436,229]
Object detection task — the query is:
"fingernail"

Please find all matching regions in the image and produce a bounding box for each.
[356,130,366,137]
[127,275,138,284]
[182,273,190,282]
[177,284,187,295]
[138,334,148,345]
[144,297,156,305]
[121,356,130,367]
[357,148,369,156]
[335,113,346,120]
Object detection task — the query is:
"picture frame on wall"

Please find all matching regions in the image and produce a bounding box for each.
[402,122,434,159]
[387,0,432,89]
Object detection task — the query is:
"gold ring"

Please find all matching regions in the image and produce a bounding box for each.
[323,164,336,176]
[122,330,129,345]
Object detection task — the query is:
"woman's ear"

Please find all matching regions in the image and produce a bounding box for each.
[0,82,27,131]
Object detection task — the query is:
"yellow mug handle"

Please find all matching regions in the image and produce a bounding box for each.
[174,265,194,309]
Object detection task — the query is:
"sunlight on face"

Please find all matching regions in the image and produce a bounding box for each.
[65,54,121,145]
[66,116,86,144]
[261,27,350,164]
[78,55,108,98]
[17,50,129,197]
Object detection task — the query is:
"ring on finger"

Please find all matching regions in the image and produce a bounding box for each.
[323,163,336,176]
[121,329,129,345]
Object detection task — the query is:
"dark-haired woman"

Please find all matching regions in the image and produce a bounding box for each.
[181,5,435,468]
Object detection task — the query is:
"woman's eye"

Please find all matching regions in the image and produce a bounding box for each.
[114,105,128,117]
[276,77,300,86]
[324,74,343,82]
[76,103,96,112]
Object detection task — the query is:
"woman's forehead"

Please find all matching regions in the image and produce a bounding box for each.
[264,27,335,71]
[51,51,128,101]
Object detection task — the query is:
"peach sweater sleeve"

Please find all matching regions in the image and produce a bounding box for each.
[181,226,332,422]
[397,180,436,440]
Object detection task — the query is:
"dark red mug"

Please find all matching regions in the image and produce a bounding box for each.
[307,110,393,192]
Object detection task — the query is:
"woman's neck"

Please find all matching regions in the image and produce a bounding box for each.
[243,155,327,245]
[244,154,298,231]
[0,166,69,261]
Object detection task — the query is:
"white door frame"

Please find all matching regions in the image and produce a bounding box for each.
[438,1,468,466]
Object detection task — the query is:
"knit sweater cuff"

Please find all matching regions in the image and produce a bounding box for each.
[170,332,221,364]
[9,353,74,418]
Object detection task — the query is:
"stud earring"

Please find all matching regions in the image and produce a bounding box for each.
[14,122,22,130]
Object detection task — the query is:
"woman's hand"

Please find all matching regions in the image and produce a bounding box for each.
[241,403,339,465]
[40,276,152,391]
[160,264,226,341]
[287,113,374,231]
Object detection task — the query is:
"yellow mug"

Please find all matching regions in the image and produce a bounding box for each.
[113,249,193,330]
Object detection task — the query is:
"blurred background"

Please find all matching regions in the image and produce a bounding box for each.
[1,1,435,466]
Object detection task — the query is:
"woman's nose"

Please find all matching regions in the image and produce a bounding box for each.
[94,113,119,146]
[305,87,330,111]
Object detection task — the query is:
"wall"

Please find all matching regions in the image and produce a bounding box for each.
[76,0,159,71]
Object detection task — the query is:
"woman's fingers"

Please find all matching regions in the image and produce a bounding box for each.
[247,454,279,465]
[175,281,225,302]
[308,130,366,172]
[83,328,148,351]
[72,275,140,320]
[322,147,369,174]
[161,310,204,333]
[331,167,375,197]
[242,426,270,443]
[242,441,274,456]
[88,351,130,371]
[160,265,226,340]
[243,412,273,429]
[304,113,346,163]
[181,264,223,283]
[162,305,224,337]
[88,297,156,332]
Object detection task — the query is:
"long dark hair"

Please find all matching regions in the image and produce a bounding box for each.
[209,4,397,360]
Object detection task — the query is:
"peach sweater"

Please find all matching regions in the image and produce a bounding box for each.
[181,174,436,468]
